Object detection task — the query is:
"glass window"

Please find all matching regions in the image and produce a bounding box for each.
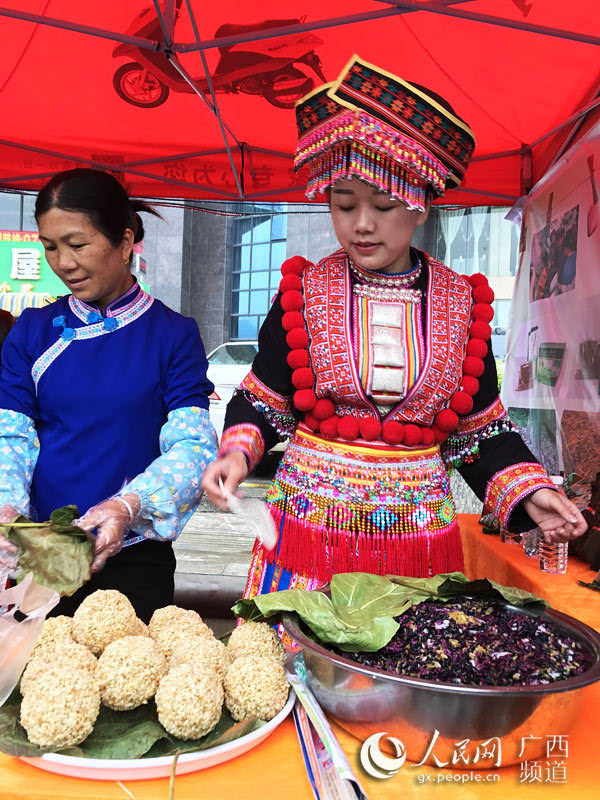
[0,193,21,230]
[208,343,258,364]
[230,203,288,340]
[22,195,37,230]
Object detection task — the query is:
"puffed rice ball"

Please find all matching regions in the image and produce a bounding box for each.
[30,616,74,659]
[21,641,97,695]
[224,655,289,722]
[155,664,223,740]
[131,617,149,637]
[20,663,100,750]
[227,621,286,666]
[170,635,228,679]
[96,636,167,710]
[72,590,138,655]
[148,606,213,658]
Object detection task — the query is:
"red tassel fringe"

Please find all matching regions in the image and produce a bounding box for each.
[268,507,464,582]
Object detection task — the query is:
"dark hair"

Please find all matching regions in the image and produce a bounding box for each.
[35,168,161,250]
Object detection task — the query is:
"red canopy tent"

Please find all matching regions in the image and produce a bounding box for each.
[0,0,598,205]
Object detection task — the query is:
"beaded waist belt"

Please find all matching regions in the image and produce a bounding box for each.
[265,425,463,580]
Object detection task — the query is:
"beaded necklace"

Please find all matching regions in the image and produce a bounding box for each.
[349,257,422,289]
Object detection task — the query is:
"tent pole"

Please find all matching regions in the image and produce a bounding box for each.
[0,139,240,199]
[377,1,600,47]
[122,150,230,167]
[520,145,533,196]
[152,0,172,47]
[529,96,600,149]
[471,149,522,163]
[549,84,600,167]
[182,0,244,199]
[0,6,160,49]
[175,0,477,53]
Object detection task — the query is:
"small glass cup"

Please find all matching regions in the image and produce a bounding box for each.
[538,539,568,574]
[521,528,539,558]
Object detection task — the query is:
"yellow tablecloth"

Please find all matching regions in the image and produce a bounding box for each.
[1,514,599,799]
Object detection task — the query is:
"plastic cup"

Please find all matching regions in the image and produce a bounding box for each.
[538,540,568,574]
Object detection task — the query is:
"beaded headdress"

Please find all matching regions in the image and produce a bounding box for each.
[294,55,476,212]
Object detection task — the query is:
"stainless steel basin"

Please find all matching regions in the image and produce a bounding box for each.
[282,602,600,767]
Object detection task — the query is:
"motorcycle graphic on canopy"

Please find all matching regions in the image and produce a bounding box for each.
[112,3,326,109]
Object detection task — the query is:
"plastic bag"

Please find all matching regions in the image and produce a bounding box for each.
[0,573,59,707]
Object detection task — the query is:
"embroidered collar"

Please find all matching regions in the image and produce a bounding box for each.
[70,280,141,324]
[349,248,421,288]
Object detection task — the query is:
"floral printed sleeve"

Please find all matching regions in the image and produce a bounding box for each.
[0,408,39,515]
[118,406,217,544]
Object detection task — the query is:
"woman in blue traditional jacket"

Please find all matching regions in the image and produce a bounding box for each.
[0,169,217,621]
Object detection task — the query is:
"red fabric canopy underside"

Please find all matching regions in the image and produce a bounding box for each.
[0,0,598,204]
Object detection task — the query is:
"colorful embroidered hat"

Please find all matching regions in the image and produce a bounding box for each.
[294,54,475,212]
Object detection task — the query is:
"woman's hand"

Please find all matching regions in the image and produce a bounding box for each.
[201,452,249,511]
[522,488,587,543]
[74,494,141,572]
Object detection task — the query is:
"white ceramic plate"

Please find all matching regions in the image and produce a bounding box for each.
[20,689,295,781]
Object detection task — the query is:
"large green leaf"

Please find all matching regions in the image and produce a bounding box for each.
[2,506,93,596]
[233,571,546,652]
[0,687,267,760]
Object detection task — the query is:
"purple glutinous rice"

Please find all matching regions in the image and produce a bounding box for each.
[336,598,595,686]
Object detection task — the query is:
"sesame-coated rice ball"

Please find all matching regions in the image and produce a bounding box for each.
[170,635,228,679]
[30,616,74,659]
[96,636,167,710]
[20,664,100,750]
[155,664,223,740]
[21,642,97,695]
[72,590,138,655]
[148,606,213,659]
[224,655,289,722]
[227,622,286,666]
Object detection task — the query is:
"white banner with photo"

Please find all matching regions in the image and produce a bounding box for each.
[502,121,600,479]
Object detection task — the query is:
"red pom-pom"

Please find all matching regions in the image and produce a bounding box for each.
[319,416,338,439]
[292,367,314,389]
[279,274,302,293]
[463,355,485,377]
[472,303,494,323]
[313,398,335,420]
[421,427,435,446]
[432,425,448,444]
[286,328,309,349]
[469,321,492,341]
[281,290,304,312]
[382,421,405,445]
[466,339,488,359]
[282,311,304,331]
[281,256,308,276]
[287,349,309,370]
[338,416,359,441]
[304,412,320,432]
[473,285,495,304]
[359,418,382,441]
[450,390,474,415]
[435,409,459,432]
[461,375,480,396]
[293,389,317,411]
[468,273,488,288]
[403,424,422,446]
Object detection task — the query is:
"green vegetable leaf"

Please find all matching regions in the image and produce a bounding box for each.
[3,506,93,596]
[234,571,546,652]
[72,703,166,759]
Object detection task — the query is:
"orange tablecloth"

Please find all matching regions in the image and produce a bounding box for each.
[1,514,599,799]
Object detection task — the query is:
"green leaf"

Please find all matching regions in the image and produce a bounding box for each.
[0,688,267,761]
[4,506,93,596]
[233,571,546,653]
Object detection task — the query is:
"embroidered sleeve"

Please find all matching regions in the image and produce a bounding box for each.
[483,463,555,529]
[442,397,516,468]
[223,293,298,454]
[0,409,39,514]
[218,423,265,471]
[118,406,217,543]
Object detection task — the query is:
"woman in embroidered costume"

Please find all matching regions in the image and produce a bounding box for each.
[203,55,586,600]
[0,169,217,621]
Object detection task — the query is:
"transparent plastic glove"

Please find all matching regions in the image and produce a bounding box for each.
[73,493,141,572]
[0,505,20,579]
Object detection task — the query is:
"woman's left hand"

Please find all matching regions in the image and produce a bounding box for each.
[522,488,587,543]
[74,494,141,572]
